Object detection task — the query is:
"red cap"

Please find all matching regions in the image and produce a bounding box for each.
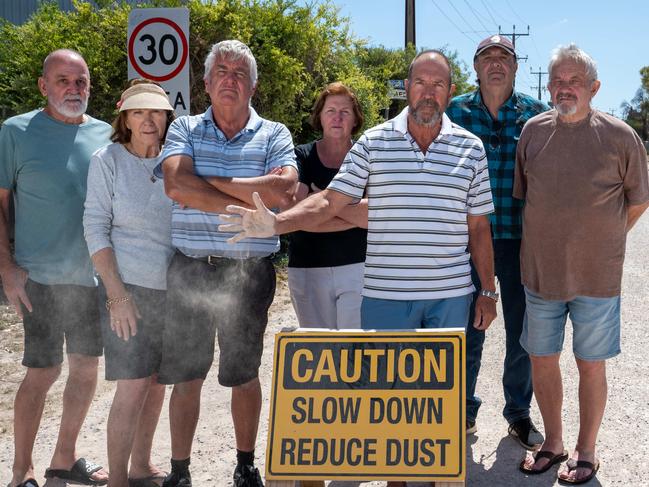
[474,34,516,58]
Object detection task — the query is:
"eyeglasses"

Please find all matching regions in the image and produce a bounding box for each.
[487,120,502,151]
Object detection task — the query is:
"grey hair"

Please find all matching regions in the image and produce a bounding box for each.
[203,40,258,85]
[548,43,598,81]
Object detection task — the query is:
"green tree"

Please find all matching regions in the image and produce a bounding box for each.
[622,67,649,142]
[354,43,474,117]
[0,0,473,143]
[641,66,649,92]
[0,1,129,121]
[621,87,649,141]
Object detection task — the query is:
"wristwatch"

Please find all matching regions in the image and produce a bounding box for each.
[480,289,499,302]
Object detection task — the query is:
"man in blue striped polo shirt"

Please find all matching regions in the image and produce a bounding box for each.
[155,40,298,487]
[446,35,548,448]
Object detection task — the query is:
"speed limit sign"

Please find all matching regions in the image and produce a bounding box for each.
[128,8,190,115]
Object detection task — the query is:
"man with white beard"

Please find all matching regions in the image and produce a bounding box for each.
[516,44,649,484]
[0,49,111,487]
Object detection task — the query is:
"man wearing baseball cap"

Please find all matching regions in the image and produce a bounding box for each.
[447,35,549,448]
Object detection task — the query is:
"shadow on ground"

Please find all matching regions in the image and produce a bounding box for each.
[467,435,602,487]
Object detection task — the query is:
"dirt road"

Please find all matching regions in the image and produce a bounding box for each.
[1,216,648,486]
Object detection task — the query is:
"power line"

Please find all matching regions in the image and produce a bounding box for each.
[530,37,544,62]
[504,0,527,25]
[519,61,536,92]
[498,25,530,63]
[462,0,491,33]
[530,66,548,101]
[478,0,499,29]
[446,0,482,40]
[430,0,479,43]
[482,0,514,26]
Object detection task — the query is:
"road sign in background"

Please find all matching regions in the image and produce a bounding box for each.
[388,79,407,100]
[266,331,466,482]
[128,8,190,116]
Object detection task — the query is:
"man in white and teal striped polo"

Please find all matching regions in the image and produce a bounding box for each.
[224,50,497,341]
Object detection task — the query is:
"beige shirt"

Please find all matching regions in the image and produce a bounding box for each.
[514,109,649,300]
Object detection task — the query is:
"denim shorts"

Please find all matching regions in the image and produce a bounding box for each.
[360,294,472,330]
[520,287,621,361]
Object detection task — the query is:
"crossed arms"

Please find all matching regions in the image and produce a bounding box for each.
[162,154,299,213]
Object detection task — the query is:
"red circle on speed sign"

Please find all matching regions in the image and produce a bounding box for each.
[128,17,188,82]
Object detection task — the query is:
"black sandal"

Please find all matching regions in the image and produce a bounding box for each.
[16,480,39,487]
[45,458,108,486]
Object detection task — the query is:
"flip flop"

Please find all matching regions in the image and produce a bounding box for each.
[558,458,600,485]
[45,458,108,486]
[14,480,39,487]
[128,474,167,487]
[519,449,569,475]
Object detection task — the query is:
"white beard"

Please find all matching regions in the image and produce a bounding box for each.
[555,102,577,116]
[51,96,88,118]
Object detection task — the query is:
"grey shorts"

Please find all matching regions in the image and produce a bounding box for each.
[158,252,276,387]
[22,279,102,368]
[99,282,166,380]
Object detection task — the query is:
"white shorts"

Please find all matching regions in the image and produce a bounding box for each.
[288,262,364,329]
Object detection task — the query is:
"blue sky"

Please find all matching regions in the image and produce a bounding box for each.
[327,0,648,115]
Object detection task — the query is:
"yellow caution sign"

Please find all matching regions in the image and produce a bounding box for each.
[265,330,465,482]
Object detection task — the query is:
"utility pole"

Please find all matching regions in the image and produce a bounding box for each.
[405,0,415,47]
[530,66,548,101]
[498,25,529,63]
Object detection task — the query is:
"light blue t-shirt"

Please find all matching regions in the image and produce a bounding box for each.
[156,106,297,258]
[0,109,111,286]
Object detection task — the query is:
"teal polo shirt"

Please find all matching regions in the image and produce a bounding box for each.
[0,109,111,286]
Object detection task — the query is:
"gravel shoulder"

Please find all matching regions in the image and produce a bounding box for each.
[1,217,648,486]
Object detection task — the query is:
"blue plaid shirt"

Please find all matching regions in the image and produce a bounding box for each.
[446,90,548,239]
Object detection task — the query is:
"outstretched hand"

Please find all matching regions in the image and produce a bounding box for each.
[219,192,277,244]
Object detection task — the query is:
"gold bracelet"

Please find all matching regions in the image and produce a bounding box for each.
[106,295,130,310]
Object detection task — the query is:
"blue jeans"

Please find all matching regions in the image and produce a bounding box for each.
[361,294,472,330]
[466,239,532,424]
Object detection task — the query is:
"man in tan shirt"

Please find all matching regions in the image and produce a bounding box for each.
[515,44,649,484]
